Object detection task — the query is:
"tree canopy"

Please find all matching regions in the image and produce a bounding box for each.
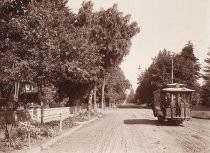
[0,0,140,108]
[135,42,201,105]
[201,50,210,106]
[104,66,131,105]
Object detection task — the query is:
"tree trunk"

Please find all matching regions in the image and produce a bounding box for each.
[12,81,20,110]
[14,81,20,102]
[93,85,97,113]
[88,90,93,120]
[38,84,44,124]
[101,74,106,111]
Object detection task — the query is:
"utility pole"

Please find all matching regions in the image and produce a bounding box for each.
[171,52,175,83]
[172,56,173,83]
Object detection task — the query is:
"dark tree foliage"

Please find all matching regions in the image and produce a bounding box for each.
[0,0,98,106]
[135,69,156,105]
[201,51,210,106]
[0,0,139,108]
[72,1,139,105]
[149,50,172,88]
[75,1,140,69]
[0,0,75,103]
[104,67,131,105]
[126,88,135,104]
[95,66,130,106]
[174,42,201,88]
[135,42,201,105]
[203,52,210,81]
[0,0,33,18]
[201,80,210,106]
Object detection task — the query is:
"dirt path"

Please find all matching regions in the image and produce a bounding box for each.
[41,108,210,153]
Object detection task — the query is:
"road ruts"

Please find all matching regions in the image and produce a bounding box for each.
[41,107,210,153]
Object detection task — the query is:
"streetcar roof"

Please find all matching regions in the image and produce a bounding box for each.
[165,83,186,88]
[161,87,195,92]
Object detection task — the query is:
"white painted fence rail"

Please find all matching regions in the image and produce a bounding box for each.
[28,106,83,123]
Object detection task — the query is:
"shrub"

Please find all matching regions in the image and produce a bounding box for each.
[40,127,57,137]
[16,122,40,139]
[16,121,59,139]
[62,117,77,129]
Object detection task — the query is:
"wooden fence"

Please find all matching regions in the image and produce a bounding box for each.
[0,105,85,124]
[28,106,83,123]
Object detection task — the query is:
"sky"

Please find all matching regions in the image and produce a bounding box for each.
[68,0,210,91]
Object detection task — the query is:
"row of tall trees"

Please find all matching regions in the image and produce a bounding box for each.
[0,0,140,109]
[134,42,201,106]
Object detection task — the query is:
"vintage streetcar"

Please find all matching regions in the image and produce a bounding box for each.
[152,83,195,125]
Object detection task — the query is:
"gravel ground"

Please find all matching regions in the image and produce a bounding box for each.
[41,108,210,153]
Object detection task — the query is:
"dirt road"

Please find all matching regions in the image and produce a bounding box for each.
[41,107,210,153]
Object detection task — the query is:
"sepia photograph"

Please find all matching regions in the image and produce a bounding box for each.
[0,0,210,152]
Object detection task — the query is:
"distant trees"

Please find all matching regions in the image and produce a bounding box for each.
[104,67,131,106]
[201,51,210,106]
[135,50,173,104]
[174,42,201,88]
[0,0,140,109]
[126,88,135,104]
[203,52,210,80]
[135,42,201,105]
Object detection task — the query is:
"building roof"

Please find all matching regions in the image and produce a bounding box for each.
[162,87,195,92]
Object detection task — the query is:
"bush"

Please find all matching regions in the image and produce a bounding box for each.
[16,122,41,139]
[42,84,57,108]
[16,121,59,139]
[40,127,57,137]
[62,117,77,129]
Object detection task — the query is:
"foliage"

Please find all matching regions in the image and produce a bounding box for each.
[41,84,57,107]
[203,52,210,81]
[126,88,135,103]
[135,42,201,105]
[56,1,139,105]
[174,42,201,88]
[0,0,139,107]
[16,121,59,139]
[149,50,172,88]
[105,67,131,105]
[0,112,89,151]
[72,112,89,122]
[15,112,89,141]
[16,121,41,139]
[0,0,101,106]
[135,69,155,104]
[201,50,210,106]
[76,2,140,69]
[201,80,210,106]
[0,0,75,106]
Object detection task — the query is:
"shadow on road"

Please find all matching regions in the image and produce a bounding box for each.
[124,119,185,126]
[124,119,159,125]
[118,105,151,109]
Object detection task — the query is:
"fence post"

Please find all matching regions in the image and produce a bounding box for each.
[41,102,44,124]
[59,113,62,134]
[28,132,31,149]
